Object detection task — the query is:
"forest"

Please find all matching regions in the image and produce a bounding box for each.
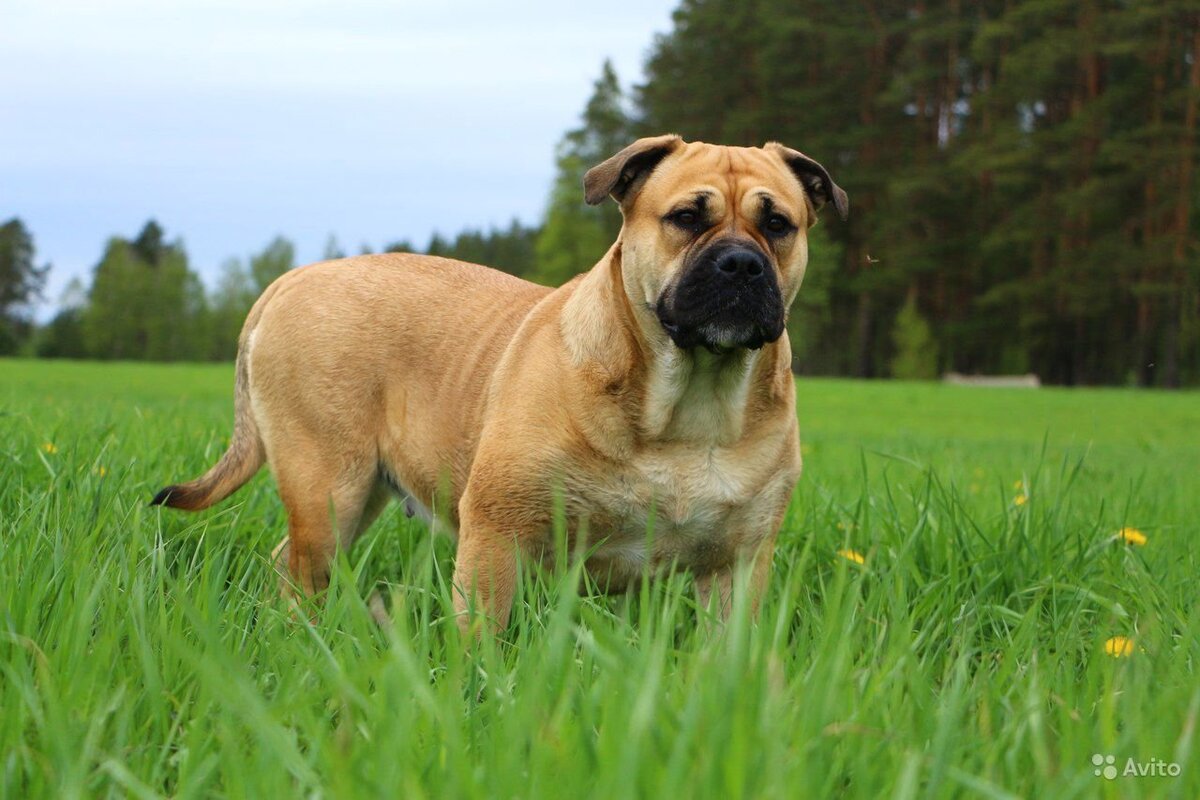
[3,0,1198,386]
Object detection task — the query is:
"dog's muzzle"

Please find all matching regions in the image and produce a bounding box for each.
[656,240,786,353]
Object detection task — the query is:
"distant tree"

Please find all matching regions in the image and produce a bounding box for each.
[322,234,346,261]
[58,275,87,310]
[533,60,633,286]
[488,219,539,277]
[36,278,87,359]
[383,239,416,253]
[208,258,256,359]
[425,233,451,259]
[890,293,939,380]
[84,239,148,359]
[0,218,50,355]
[249,236,295,294]
[411,222,538,277]
[81,222,210,361]
[205,236,296,359]
[36,310,87,358]
[130,219,167,266]
[786,222,843,373]
[638,0,768,143]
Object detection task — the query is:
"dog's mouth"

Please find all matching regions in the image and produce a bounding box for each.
[655,241,786,354]
[655,295,784,355]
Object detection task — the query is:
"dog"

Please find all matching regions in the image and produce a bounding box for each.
[152,135,848,631]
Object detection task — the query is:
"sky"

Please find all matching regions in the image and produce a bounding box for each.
[1,0,678,316]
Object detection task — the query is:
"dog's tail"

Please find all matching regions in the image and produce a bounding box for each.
[151,283,277,511]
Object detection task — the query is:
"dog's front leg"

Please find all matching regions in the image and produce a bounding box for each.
[695,536,776,622]
[451,515,521,636]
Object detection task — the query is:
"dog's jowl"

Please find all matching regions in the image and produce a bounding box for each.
[153,136,848,632]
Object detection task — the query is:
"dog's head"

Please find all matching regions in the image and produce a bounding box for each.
[584,135,848,354]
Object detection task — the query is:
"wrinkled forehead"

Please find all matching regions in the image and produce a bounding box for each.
[639,143,806,216]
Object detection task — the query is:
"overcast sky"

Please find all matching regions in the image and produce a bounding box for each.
[1,0,678,314]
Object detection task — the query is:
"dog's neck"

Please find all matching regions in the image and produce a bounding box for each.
[561,246,769,447]
[641,342,759,444]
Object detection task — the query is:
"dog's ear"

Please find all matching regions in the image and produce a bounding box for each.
[584,134,683,206]
[764,142,849,222]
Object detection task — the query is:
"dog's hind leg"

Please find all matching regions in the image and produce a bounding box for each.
[271,479,392,596]
[270,449,381,598]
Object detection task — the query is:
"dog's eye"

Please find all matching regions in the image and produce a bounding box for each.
[666,209,703,231]
[763,214,794,236]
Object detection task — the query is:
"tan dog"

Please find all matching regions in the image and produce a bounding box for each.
[153,135,847,631]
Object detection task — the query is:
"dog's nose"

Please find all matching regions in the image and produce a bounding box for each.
[714,247,766,281]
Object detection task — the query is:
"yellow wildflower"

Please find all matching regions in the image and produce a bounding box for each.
[1013,494,1027,507]
[41,442,58,455]
[837,549,865,565]
[1117,527,1146,546]
[1104,636,1134,657]
[93,466,108,477]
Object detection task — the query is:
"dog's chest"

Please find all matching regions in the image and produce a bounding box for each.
[571,445,756,579]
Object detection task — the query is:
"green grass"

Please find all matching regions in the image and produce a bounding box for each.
[2,357,1199,799]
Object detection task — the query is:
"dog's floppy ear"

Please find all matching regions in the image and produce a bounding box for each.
[584,134,683,206]
[765,142,849,222]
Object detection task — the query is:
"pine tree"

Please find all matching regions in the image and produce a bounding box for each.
[532,60,633,286]
[0,218,49,355]
[890,292,940,379]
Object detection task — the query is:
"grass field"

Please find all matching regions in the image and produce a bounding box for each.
[2,357,1198,799]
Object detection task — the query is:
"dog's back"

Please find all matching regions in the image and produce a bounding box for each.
[154,253,552,518]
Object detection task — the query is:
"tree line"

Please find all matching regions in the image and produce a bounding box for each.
[632,0,1200,386]
[0,219,542,363]
[2,0,1197,385]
